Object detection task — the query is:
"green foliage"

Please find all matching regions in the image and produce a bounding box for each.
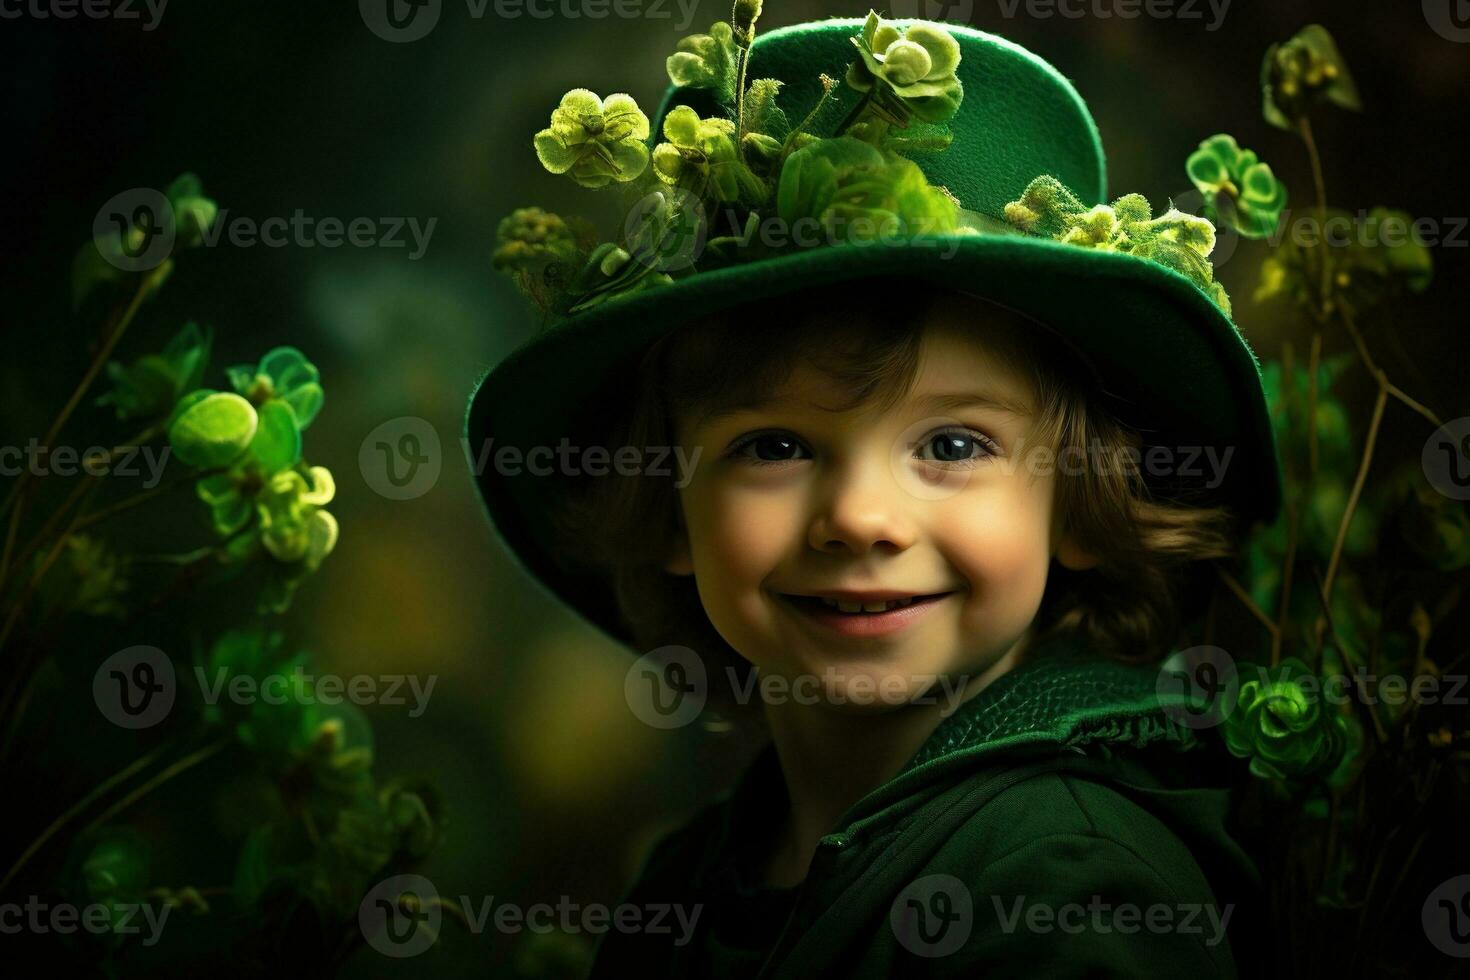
[1261,24,1361,130]
[1186,134,1287,239]
[97,321,213,422]
[71,172,218,310]
[1222,658,1359,782]
[775,135,962,242]
[651,105,765,206]
[666,20,739,104]
[1003,175,1232,316]
[843,11,964,126]
[533,88,651,189]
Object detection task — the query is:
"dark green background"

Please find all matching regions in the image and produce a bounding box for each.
[2,1,1466,974]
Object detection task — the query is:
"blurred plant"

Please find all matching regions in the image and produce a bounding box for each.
[0,175,441,976]
[1192,24,1467,978]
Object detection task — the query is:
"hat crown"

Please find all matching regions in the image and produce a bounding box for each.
[650,17,1107,220]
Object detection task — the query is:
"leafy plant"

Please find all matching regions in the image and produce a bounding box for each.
[0,176,442,975]
[1192,24,1466,977]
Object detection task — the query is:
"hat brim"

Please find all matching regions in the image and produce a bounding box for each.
[465,234,1283,647]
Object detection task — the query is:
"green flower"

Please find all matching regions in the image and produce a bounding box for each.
[490,207,580,275]
[168,390,259,469]
[1004,175,1232,317]
[165,172,219,249]
[1254,205,1433,310]
[1261,24,1360,130]
[258,465,338,567]
[776,136,962,245]
[97,321,213,422]
[666,21,738,104]
[71,172,215,310]
[651,105,765,206]
[1222,658,1355,782]
[1186,134,1287,239]
[534,89,650,189]
[844,10,964,125]
[227,346,324,431]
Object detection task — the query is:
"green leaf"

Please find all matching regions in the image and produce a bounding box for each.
[168,391,258,468]
[246,399,303,474]
[743,77,790,141]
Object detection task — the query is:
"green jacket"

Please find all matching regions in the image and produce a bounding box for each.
[587,639,1275,978]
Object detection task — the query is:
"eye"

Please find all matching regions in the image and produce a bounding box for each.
[727,430,812,467]
[915,428,1001,468]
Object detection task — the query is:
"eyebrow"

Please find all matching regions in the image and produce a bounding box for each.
[912,390,1034,418]
[695,388,1033,431]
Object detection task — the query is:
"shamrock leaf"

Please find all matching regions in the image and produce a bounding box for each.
[228,346,324,430]
[165,172,219,250]
[844,11,964,126]
[775,135,961,245]
[96,321,214,422]
[534,89,650,189]
[1222,658,1357,783]
[1261,24,1361,130]
[168,390,258,469]
[652,105,766,206]
[1186,134,1287,239]
[666,21,739,105]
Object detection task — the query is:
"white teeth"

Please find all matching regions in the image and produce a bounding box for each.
[817,597,916,613]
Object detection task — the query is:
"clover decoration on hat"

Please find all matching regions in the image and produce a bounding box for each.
[493,6,1233,320]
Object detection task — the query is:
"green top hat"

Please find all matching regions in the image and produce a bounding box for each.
[466,11,1283,649]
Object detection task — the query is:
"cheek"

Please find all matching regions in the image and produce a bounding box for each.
[940,477,1055,614]
[682,481,805,637]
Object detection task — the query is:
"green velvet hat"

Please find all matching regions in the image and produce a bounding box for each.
[466,11,1283,648]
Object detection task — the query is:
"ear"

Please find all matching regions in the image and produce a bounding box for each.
[1054,532,1101,571]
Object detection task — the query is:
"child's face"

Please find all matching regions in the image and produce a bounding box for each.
[665,309,1097,712]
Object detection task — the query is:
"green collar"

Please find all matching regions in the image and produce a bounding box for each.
[717,636,1199,852]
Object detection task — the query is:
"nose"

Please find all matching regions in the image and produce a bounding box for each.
[806,455,919,556]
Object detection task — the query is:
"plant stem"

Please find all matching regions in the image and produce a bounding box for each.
[0,269,165,585]
[1298,115,1330,311]
[1339,300,1443,427]
[1320,385,1386,608]
[0,479,100,657]
[1215,564,1280,641]
[1307,331,1321,477]
[73,737,230,853]
[0,733,201,895]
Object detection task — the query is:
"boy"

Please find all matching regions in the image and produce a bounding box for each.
[468,12,1279,977]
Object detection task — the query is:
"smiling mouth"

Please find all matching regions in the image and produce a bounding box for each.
[778,592,954,614]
